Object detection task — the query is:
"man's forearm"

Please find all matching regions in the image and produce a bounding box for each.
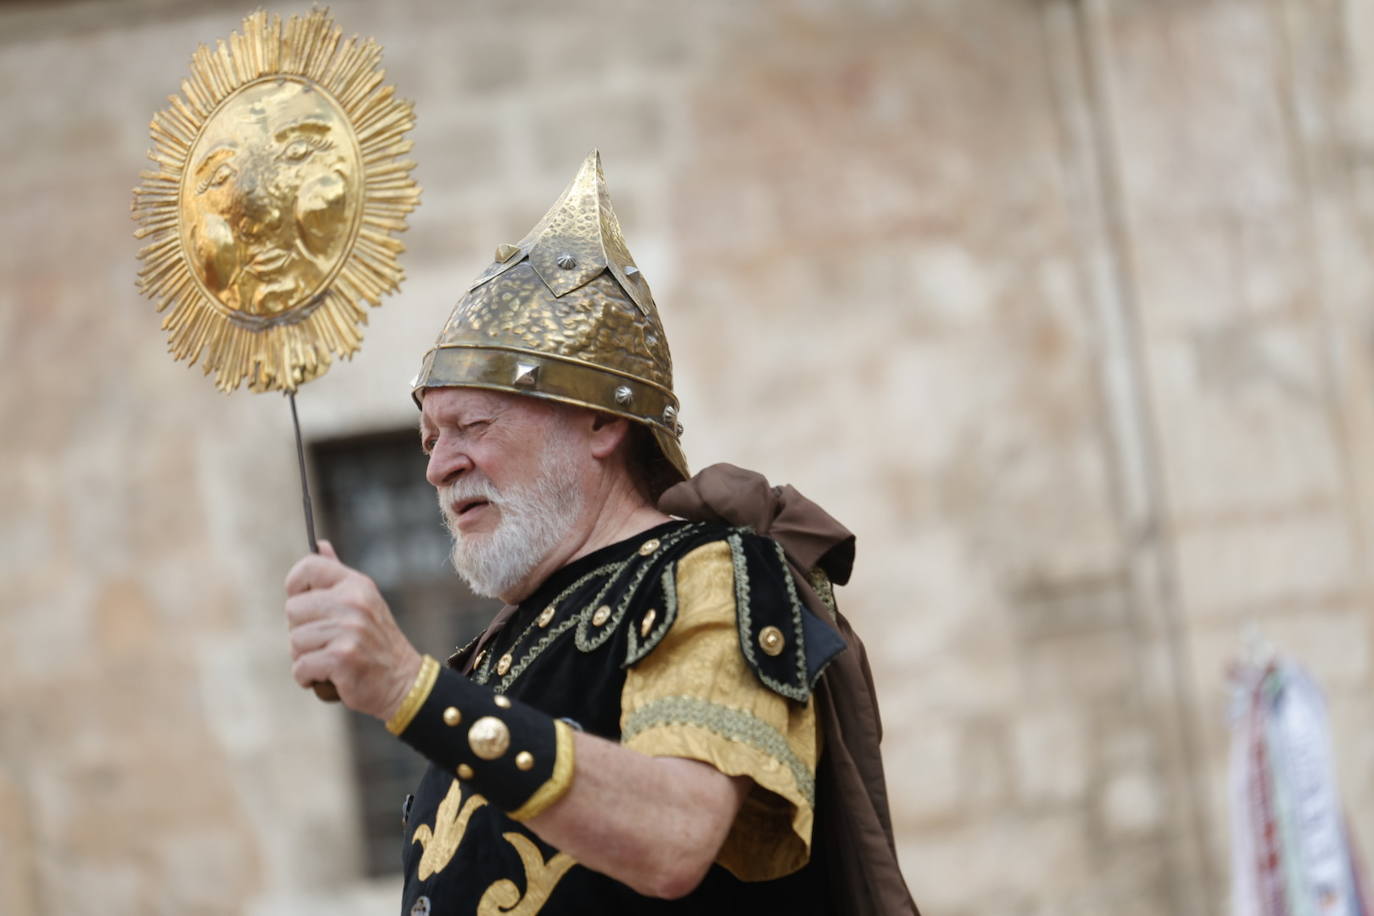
[524,730,749,899]
[391,656,748,898]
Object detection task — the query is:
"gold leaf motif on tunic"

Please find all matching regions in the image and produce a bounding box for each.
[477,832,576,916]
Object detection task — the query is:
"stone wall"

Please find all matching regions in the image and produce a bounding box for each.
[1,0,1371,913]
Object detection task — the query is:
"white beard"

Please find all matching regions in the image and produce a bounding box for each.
[437,432,585,599]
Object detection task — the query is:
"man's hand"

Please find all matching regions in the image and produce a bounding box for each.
[283,541,423,720]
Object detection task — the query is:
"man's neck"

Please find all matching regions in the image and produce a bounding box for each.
[498,475,671,605]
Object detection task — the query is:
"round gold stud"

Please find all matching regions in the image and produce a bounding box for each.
[759,626,785,656]
[442,706,462,727]
[496,653,512,676]
[468,716,511,760]
[640,608,657,637]
[537,605,556,627]
[494,695,511,709]
[457,764,474,780]
[473,650,487,670]
[591,605,611,626]
[638,538,661,556]
[515,751,534,771]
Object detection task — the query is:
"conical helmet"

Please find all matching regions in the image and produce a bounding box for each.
[412,151,687,486]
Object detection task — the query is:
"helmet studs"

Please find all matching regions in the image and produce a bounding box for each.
[614,385,633,406]
[556,253,577,270]
[495,243,521,263]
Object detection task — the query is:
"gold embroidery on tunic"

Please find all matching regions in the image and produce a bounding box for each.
[477,832,576,916]
[410,780,488,880]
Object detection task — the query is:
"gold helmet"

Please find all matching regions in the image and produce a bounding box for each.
[412,151,687,486]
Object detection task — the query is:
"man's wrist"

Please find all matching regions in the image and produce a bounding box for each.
[385,653,439,734]
[391,666,574,815]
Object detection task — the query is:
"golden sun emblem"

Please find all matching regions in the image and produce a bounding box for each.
[132,8,420,392]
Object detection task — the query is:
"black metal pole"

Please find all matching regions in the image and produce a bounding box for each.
[288,391,339,702]
[288,390,319,554]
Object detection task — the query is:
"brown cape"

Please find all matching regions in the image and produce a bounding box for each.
[659,463,919,916]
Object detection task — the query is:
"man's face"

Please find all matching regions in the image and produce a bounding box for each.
[420,388,589,598]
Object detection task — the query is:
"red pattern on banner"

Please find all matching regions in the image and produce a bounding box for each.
[1250,668,1287,916]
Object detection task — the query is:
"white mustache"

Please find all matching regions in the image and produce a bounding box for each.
[438,477,501,527]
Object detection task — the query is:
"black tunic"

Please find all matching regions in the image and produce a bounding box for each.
[398,520,844,915]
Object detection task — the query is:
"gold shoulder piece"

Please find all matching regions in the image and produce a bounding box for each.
[131,8,421,393]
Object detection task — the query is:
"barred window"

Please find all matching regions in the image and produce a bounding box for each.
[311,429,499,876]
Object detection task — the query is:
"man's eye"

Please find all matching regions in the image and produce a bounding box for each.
[421,438,436,455]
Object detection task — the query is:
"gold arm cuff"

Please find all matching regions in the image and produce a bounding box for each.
[386,654,440,736]
[509,719,576,822]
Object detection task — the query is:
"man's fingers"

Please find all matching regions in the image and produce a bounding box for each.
[284,590,336,627]
[286,618,336,659]
[317,539,339,561]
[291,651,337,691]
[284,552,348,596]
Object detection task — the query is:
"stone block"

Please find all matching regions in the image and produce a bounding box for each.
[897,812,1089,914]
[0,767,37,916]
[1096,1,1295,224]
[1147,327,1346,521]
[454,33,529,93]
[1097,765,1164,839]
[247,878,402,916]
[874,626,1022,719]
[412,117,507,192]
[530,93,667,173]
[1255,608,1371,688]
[884,717,962,825]
[1019,628,1139,704]
[1009,575,1132,642]
[1172,514,1356,617]
[1126,221,1248,336]
[153,826,264,912]
[959,718,1013,810]
[1012,709,1089,806]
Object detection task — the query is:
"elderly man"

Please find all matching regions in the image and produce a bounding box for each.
[284,153,916,914]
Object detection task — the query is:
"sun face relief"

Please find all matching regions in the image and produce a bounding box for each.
[181,78,362,319]
[132,8,419,393]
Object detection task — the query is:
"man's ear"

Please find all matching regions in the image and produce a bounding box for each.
[587,412,630,460]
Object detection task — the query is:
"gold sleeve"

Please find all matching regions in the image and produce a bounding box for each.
[619,540,818,882]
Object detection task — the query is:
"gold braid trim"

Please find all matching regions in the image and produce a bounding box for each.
[509,719,576,822]
[386,654,440,735]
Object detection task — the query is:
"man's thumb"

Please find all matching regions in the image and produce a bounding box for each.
[317,539,340,561]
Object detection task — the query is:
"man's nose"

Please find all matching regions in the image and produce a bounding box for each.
[425,440,472,489]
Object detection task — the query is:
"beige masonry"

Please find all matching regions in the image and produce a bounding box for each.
[2,1,1373,914]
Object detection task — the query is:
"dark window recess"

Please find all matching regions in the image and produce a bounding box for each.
[311,429,499,877]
